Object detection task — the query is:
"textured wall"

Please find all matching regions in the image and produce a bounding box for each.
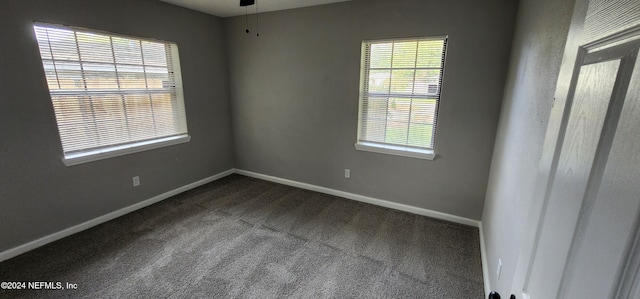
[481,0,576,294]
[0,0,233,252]
[225,0,518,220]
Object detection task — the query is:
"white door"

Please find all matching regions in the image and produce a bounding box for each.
[525,36,640,299]
[513,1,640,298]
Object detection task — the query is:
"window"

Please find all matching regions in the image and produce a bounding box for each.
[33,23,189,166]
[356,37,448,160]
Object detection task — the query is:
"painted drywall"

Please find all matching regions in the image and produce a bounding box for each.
[481,0,575,294]
[0,0,233,253]
[225,0,518,220]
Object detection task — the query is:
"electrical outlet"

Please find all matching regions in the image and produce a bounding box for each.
[132,176,140,187]
[497,258,503,280]
[344,169,351,179]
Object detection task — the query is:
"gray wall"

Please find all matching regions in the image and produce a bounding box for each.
[225,0,518,220]
[0,0,234,253]
[481,0,575,293]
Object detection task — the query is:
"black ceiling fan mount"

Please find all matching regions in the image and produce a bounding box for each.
[241,0,259,36]
[240,0,255,7]
[240,0,260,36]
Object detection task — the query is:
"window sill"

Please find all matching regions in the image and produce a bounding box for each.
[63,135,191,166]
[354,142,436,160]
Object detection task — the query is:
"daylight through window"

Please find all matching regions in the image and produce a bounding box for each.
[356,37,447,159]
[33,23,189,165]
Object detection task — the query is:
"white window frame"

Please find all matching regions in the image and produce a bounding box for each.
[33,23,190,166]
[355,36,448,160]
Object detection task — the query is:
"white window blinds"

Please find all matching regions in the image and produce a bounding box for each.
[33,23,188,160]
[358,37,447,151]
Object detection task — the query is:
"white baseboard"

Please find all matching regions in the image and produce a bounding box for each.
[0,169,235,263]
[233,169,481,228]
[480,222,491,298]
[1,168,484,265]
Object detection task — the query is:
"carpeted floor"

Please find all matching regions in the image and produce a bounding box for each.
[0,174,485,298]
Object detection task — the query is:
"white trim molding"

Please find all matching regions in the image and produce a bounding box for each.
[1,168,484,265]
[0,168,234,262]
[64,135,191,166]
[479,222,491,298]
[355,142,436,160]
[234,169,479,227]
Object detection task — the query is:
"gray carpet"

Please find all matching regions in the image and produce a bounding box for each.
[0,174,485,298]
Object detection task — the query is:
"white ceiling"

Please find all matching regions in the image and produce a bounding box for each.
[159,0,351,17]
